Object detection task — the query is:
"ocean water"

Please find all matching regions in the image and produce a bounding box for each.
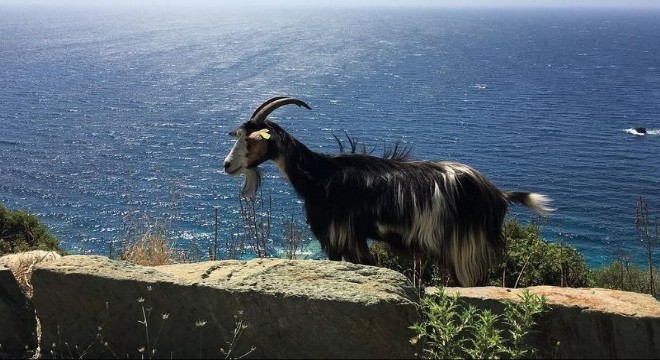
[1,5,659,267]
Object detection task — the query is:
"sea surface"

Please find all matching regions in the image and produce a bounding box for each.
[1,4,659,267]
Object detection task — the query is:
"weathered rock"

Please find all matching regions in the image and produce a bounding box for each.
[438,286,660,359]
[0,265,37,354]
[0,250,62,296]
[32,255,420,359]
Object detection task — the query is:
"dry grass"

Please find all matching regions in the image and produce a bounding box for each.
[119,223,175,267]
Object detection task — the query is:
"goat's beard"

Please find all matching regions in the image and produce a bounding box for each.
[240,167,262,200]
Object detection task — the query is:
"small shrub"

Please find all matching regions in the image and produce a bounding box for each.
[119,221,175,266]
[591,260,659,298]
[0,204,62,255]
[493,219,591,288]
[411,288,546,359]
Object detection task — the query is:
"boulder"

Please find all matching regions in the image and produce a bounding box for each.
[31,256,420,359]
[439,286,660,359]
[0,265,37,354]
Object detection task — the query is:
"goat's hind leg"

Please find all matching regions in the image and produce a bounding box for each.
[343,238,375,266]
[327,249,342,261]
[450,229,494,287]
[320,235,343,261]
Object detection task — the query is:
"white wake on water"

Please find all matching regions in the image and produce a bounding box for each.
[624,128,660,136]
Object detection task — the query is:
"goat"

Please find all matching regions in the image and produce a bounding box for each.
[223,96,553,286]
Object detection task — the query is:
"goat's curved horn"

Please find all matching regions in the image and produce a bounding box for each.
[250,96,288,120]
[251,97,311,124]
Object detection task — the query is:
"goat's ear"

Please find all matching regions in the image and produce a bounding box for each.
[229,128,244,139]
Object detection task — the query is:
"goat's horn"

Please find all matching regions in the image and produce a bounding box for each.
[251,97,311,124]
[250,96,288,120]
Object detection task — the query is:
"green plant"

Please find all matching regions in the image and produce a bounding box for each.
[494,218,591,288]
[410,289,474,359]
[635,197,658,297]
[501,291,547,358]
[0,204,62,255]
[591,259,660,298]
[411,288,547,359]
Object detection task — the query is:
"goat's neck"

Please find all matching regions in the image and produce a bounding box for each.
[273,134,335,199]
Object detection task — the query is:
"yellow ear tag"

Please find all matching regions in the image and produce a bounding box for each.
[257,129,271,140]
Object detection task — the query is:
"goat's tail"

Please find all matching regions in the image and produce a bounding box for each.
[504,191,555,215]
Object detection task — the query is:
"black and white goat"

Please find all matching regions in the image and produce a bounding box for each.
[223,96,553,287]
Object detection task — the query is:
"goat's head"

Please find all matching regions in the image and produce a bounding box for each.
[223,96,311,199]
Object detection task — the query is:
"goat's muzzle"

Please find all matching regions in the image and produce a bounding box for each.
[223,161,233,173]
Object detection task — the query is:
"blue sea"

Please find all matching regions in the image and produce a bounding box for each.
[1,4,659,267]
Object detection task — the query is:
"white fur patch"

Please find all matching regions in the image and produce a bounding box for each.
[224,131,248,174]
[397,184,405,209]
[241,168,261,200]
[328,218,351,253]
[449,228,494,287]
[526,193,555,215]
[405,183,444,254]
[273,155,289,179]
